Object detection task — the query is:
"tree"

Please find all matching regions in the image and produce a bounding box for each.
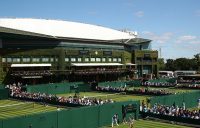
[165,59,175,71]
[158,58,165,71]
[194,53,200,71]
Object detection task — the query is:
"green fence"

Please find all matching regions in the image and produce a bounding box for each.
[0,84,4,89]
[26,82,91,94]
[0,88,9,100]
[149,91,200,108]
[0,101,139,128]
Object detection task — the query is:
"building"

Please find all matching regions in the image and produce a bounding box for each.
[0,18,158,84]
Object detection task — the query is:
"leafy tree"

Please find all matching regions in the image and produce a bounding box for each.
[165,59,175,71]
[158,58,165,70]
[194,53,200,71]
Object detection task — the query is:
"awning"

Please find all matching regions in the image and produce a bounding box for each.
[125,63,136,66]
[11,64,52,67]
[71,63,123,66]
[22,76,43,79]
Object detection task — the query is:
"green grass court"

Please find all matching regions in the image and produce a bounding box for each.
[0,100,61,119]
[129,87,193,94]
[104,119,191,128]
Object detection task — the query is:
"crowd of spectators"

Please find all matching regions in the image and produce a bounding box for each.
[142,103,200,120]
[8,84,114,106]
[176,79,200,89]
[142,81,176,87]
[95,86,173,96]
[176,84,200,89]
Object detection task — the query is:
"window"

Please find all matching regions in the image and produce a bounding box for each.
[55,58,58,62]
[32,58,40,62]
[96,58,101,62]
[22,58,30,62]
[108,58,112,62]
[50,58,54,62]
[65,58,69,62]
[85,58,89,62]
[71,58,76,62]
[7,58,12,62]
[91,58,95,62]
[113,58,117,62]
[42,58,49,62]
[77,58,82,62]
[12,58,20,63]
[102,58,106,62]
[2,58,6,62]
[118,58,122,62]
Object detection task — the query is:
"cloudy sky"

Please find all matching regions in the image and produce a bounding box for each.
[0,0,200,59]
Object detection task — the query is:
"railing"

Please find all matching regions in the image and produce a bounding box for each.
[11,70,52,76]
[74,69,135,75]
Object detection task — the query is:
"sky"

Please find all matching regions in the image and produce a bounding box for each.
[0,0,200,59]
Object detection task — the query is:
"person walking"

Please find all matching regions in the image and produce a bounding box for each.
[112,114,119,127]
[128,115,135,128]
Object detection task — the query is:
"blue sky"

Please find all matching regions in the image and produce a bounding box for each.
[0,0,200,59]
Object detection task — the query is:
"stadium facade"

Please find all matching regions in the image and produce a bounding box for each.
[0,18,158,84]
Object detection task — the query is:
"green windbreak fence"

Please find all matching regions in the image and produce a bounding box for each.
[0,89,9,100]
[150,91,200,108]
[0,101,139,128]
[98,80,141,87]
[0,84,4,89]
[26,82,91,94]
[2,111,57,128]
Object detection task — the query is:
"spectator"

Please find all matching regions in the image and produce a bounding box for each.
[198,98,200,108]
[112,114,119,127]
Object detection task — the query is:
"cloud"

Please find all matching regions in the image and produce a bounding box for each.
[124,0,134,7]
[87,11,97,16]
[195,10,200,16]
[142,31,173,43]
[134,11,144,18]
[176,35,198,43]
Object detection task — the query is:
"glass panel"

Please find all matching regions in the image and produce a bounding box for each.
[22,58,30,62]
[65,58,69,62]
[91,58,95,62]
[96,58,101,62]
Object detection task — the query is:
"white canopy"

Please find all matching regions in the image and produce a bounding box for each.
[125,63,136,66]
[11,64,52,67]
[71,63,123,66]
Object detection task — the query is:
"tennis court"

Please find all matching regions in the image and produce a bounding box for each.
[57,91,151,102]
[0,100,62,119]
[103,119,191,128]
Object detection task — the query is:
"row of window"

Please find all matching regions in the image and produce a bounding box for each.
[2,57,58,63]
[1,57,122,63]
[64,57,122,62]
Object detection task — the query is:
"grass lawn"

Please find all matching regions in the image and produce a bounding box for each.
[103,119,191,128]
[0,99,62,119]
[129,87,193,94]
[57,91,151,103]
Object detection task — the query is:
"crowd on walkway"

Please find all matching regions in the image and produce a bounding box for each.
[142,103,200,120]
[95,86,173,96]
[142,81,176,87]
[176,84,200,89]
[8,84,114,106]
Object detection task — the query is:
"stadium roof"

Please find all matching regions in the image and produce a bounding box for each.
[0,18,137,41]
